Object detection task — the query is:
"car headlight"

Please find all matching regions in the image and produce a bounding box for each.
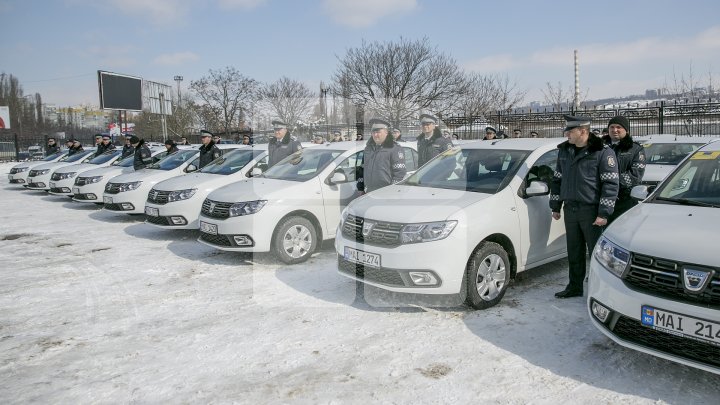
[87,176,103,183]
[17,167,29,172]
[167,188,197,202]
[57,172,77,180]
[117,181,142,192]
[593,236,630,278]
[37,169,50,175]
[400,221,457,244]
[229,200,267,217]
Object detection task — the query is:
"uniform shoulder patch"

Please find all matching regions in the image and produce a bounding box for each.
[608,156,616,167]
[397,151,404,159]
[639,153,645,161]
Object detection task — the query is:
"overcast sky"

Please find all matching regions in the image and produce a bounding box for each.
[3,0,720,107]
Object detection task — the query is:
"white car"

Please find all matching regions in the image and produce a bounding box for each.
[48,150,124,196]
[72,148,168,204]
[7,151,68,186]
[144,145,268,229]
[588,140,720,375]
[335,138,568,309]
[638,134,717,187]
[25,149,97,191]
[102,145,240,214]
[197,141,419,264]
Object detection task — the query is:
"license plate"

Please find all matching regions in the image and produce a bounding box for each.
[104,196,113,204]
[145,206,159,217]
[344,247,381,268]
[72,187,80,194]
[200,221,218,235]
[641,306,720,347]
[49,182,56,188]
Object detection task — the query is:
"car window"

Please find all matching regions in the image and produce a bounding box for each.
[42,152,65,161]
[263,149,343,182]
[334,151,363,182]
[200,149,262,175]
[147,150,198,171]
[525,150,558,186]
[643,143,704,165]
[654,151,720,206]
[247,155,269,177]
[88,150,121,164]
[403,147,418,171]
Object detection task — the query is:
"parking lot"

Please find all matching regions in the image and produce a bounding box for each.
[1,162,718,404]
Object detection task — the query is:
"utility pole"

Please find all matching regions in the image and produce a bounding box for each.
[174,76,183,106]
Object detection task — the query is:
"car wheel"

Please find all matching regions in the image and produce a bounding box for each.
[272,216,318,264]
[464,241,510,310]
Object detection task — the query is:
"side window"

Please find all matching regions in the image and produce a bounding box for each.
[334,151,363,182]
[526,150,558,186]
[403,147,418,171]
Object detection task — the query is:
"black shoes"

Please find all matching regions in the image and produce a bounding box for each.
[555,288,583,298]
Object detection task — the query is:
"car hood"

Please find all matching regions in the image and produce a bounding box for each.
[154,172,236,192]
[208,178,310,203]
[31,161,76,171]
[643,164,673,183]
[109,168,181,184]
[54,162,99,174]
[13,161,45,169]
[79,165,131,178]
[348,185,492,223]
[604,202,720,265]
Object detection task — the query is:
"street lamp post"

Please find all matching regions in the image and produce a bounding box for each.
[320,81,329,138]
[174,75,183,106]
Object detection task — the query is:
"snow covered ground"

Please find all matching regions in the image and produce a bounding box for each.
[0,161,717,404]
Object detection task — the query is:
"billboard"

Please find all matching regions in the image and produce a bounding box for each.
[144,81,173,116]
[98,71,143,111]
[0,106,9,129]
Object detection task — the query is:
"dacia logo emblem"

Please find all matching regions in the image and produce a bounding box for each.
[682,267,713,293]
[151,191,158,200]
[362,220,375,237]
[208,202,216,213]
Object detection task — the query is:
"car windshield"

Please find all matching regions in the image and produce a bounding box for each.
[87,150,121,164]
[42,152,65,161]
[262,148,343,182]
[147,149,198,171]
[200,149,263,175]
[113,155,136,167]
[60,150,95,163]
[653,149,720,207]
[404,148,530,193]
[643,143,704,165]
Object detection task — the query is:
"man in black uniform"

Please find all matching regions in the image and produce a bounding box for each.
[93,134,103,149]
[121,135,134,159]
[417,113,452,166]
[198,130,222,169]
[67,139,84,156]
[268,120,302,168]
[164,139,179,155]
[550,115,619,298]
[94,134,116,157]
[357,118,407,194]
[178,136,190,145]
[46,137,60,155]
[603,116,646,224]
[483,126,498,140]
[130,136,152,170]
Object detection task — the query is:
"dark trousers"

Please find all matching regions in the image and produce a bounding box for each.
[563,203,603,292]
[607,195,636,225]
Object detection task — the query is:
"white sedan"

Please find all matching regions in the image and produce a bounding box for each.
[25,149,97,191]
[7,151,68,186]
[48,150,124,196]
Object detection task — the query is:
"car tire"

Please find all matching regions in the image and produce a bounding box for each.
[272,216,318,264]
[464,241,510,310]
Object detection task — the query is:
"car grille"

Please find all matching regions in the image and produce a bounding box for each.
[201,199,234,219]
[609,314,720,368]
[145,215,172,226]
[51,173,63,181]
[75,177,91,186]
[104,203,125,211]
[341,214,404,247]
[338,256,406,287]
[623,253,720,307]
[147,190,170,204]
[105,183,122,194]
[199,231,233,246]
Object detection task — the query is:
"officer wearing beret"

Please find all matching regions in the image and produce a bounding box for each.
[550,115,619,298]
[46,137,60,156]
[198,130,223,169]
[268,120,302,168]
[357,118,407,194]
[417,113,452,166]
[130,135,152,170]
[602,116,646,224]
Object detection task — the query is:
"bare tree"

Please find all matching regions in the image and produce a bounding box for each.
[332,37,468,127]
[541,81,574,111]
[189,67,259,135]
[260,77,316,130]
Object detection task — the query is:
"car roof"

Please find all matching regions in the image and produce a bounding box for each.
[636,134,719,143]
[696,139,720,152]
[453,138,564,151]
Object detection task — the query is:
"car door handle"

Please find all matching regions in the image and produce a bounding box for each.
[510,207,516,211]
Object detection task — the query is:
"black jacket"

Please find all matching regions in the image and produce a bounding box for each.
[198,141,222,168]
[602,134,646,197]
[166,145,179,155]
[268,132,302,168]
[550,134,620,219]
[417,127,452,166]
[133,140,152,170]
[121,144,134,159]
[46,144,61,155]
[357,136,407,193]
[67,145,84,156]
[94,142,116,157]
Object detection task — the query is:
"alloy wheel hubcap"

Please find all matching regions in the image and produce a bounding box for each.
[475,253,507,301]
[282,225,312,258]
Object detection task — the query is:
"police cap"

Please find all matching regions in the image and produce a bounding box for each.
[369,117,391,131]
[419,113,438,125]
[563,115,592,132]
[271,120,288,129]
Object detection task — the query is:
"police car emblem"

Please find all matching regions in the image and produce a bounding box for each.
[151,190,158,200]
[362,220,375,237]
[608,156,616,167]
[208,202,216,213]
[682,267,712,292]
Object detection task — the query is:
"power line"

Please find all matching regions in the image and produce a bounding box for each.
[23,73,96,83]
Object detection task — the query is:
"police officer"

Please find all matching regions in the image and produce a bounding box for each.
[392,128,403,142]
[94,134,116,157]
[268,120,302,168]
[331,131,343,142]
[130,135,152,170]
[46,137,60,155]
[198,130,222,169]
[121,135,134,159]
[164,139,179,154]
[241,134,252,145]
[93,134,103,149]
[550,115,619,298]
[483,126,498,140]
[67,139,84,156]
[417,113,452,166]
[603,116,646,224]
[357,118,407,194]
[178,136,191,145]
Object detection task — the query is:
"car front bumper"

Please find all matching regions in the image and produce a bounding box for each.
[144,198,202,229]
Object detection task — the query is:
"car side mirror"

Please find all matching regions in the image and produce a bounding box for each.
[251,167,263,177]
[403,171,415,180]
[328,171,347,185]
[630,185,649,200]
[525,181,549,197]
[185,164,197,173]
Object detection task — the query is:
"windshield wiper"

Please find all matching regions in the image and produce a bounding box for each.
[655,196,718,207]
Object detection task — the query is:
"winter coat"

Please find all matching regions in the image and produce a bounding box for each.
[268,132,302,168]
[417,127,452,166]
[357,136,407,193]
[67,145,84,156]
[198,141,222,168]
[94,142,116,157]
[46,144,61,155]
[602,134,646,197]
[166,145,179,155]
[121,144,134,159]
[133,140,152,170]
[550,134,620,219]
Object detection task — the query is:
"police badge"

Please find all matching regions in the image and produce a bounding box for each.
[608,156,616,167]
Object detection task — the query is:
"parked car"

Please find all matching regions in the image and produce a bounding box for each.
[72,147,167,203]
[588,139,720,375]
[335,138,567,309]
[25,149,97,191]
[7,151,68,186]
[637,134,717,187]
[144,145,268,229]
[197,141,419,264]
[102,145,241,214]
[48,150,124,196]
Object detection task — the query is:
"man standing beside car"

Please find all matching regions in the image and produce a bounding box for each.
[46,137,60,155]
[357,118,407,194]
[121,135,134,159]
[603,116,646,224]
[417,113,452,166]
[198,130,223,169]
[130,135,152,170]
[94,134,116,157]
[550,115,619,298]
[268,120,302,168]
